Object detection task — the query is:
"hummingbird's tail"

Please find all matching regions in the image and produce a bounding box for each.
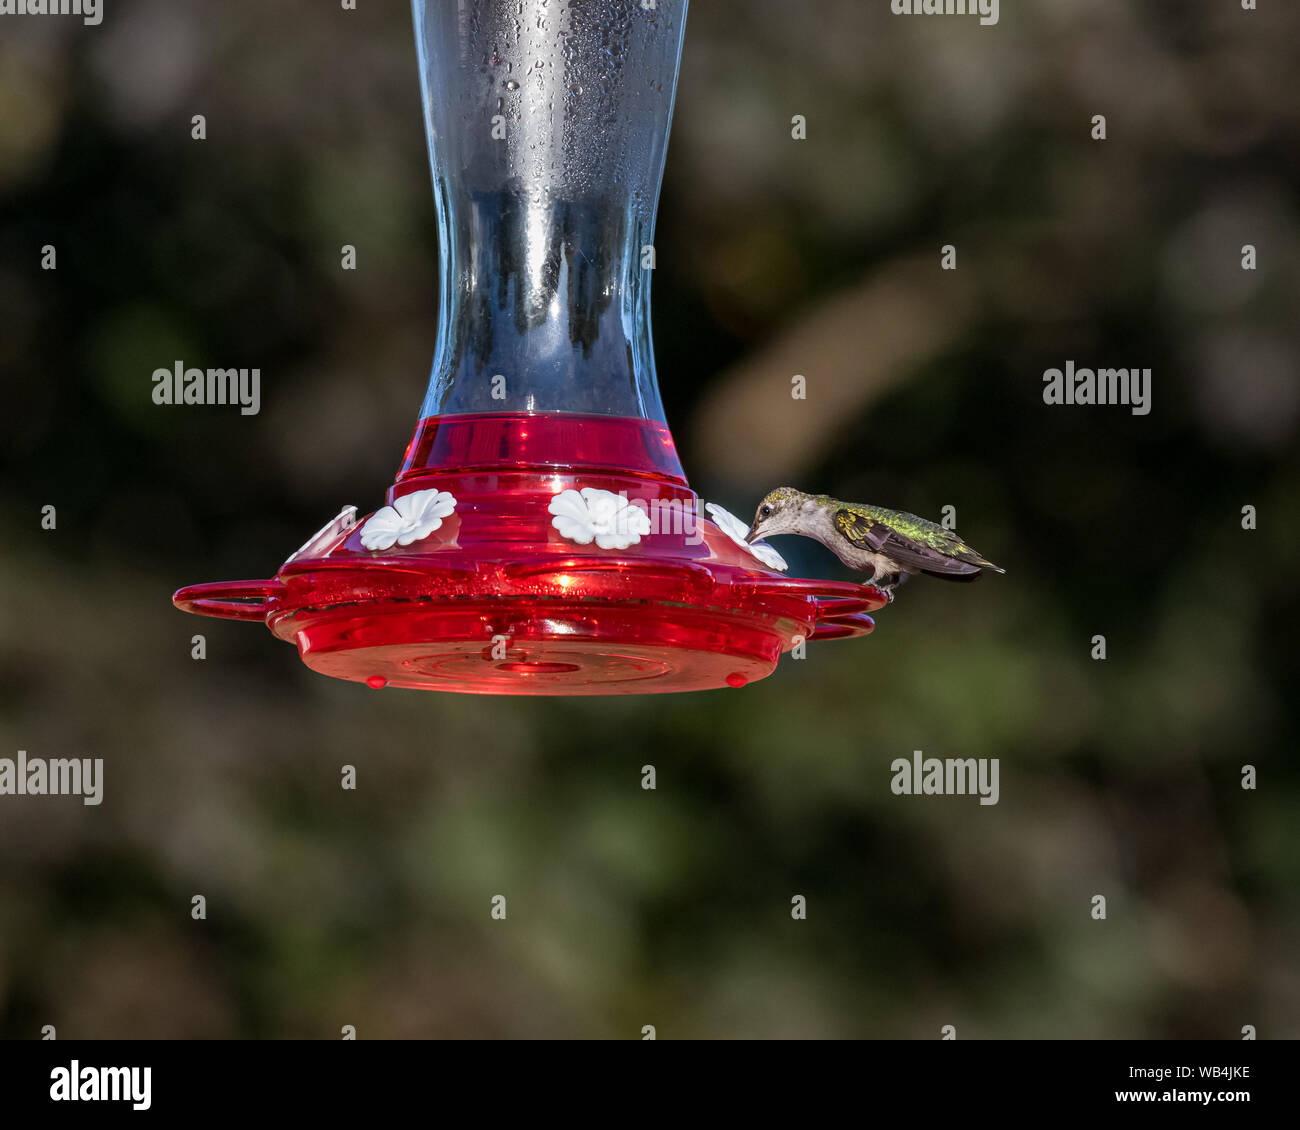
[922,567,983,583]
[921,554,1004,581]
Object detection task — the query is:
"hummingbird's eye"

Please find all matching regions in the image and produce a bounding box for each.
[759,504,772,518]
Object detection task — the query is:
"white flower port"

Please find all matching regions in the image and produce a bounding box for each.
[284,505,358,565]
[359,490,457,551]
[549,487,652,551]
[705,503,788,572]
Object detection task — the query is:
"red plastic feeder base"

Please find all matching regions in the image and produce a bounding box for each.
[174,414,885,695]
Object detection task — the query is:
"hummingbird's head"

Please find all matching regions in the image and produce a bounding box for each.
[745,488,817,543]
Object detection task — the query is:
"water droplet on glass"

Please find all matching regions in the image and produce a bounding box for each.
[505,80,520,91]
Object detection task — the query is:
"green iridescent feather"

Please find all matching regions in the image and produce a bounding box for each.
[833,504,1004,575]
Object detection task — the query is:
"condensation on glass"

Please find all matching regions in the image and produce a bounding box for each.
[412,0,687,420]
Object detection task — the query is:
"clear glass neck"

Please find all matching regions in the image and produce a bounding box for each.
[412,0,688,420]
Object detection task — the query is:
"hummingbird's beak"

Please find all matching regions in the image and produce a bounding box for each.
[744,524,760,544]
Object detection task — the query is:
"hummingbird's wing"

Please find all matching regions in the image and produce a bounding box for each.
[834,508,1004,576]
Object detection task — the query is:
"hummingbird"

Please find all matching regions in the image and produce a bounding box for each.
[745,488,1004,600]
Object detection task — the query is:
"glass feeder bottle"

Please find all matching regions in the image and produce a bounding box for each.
[400,0,687,486]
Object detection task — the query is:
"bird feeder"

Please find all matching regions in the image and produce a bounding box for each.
[174,0,884,694]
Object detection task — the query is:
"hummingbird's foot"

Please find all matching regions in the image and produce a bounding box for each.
[872,572,902,603]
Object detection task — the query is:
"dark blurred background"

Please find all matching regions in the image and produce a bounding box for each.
[2,0,1298,1038]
